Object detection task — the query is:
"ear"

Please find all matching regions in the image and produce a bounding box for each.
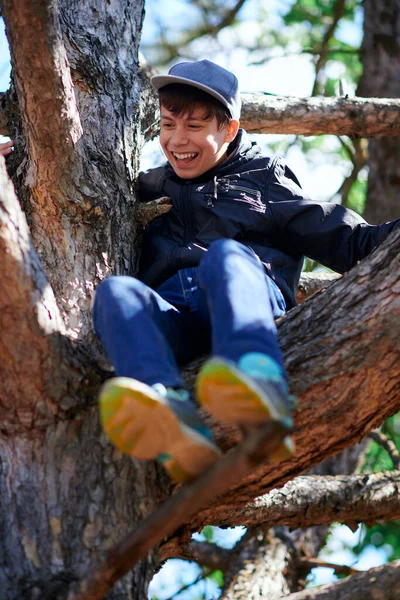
[225,119,240,143]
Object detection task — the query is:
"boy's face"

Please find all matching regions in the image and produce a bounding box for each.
[159,104,239,179]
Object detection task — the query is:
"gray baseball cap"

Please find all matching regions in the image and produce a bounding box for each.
[151,60,241,120]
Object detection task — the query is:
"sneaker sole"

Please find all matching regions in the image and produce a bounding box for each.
[196,359,294,462]
[99,377,221,483]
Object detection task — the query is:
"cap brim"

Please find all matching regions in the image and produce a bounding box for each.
[151,74,231,114]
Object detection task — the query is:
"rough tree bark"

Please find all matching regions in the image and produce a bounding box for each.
[1,1,400,599]
[358,0,400,223]
[0,1,161,598]
[240,95,400,137]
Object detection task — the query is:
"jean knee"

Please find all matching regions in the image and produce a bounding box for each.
[200,239,252,273]
[93,276,146,327]
[209,238,242,255]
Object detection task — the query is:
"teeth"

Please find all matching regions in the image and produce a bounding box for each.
[173,152,197,160]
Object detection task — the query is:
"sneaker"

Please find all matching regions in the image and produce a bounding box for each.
[196,353,296,462]
[99,377,221,483]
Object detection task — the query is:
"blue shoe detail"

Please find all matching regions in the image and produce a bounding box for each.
[197,356,296,462]
[238,353,286,386]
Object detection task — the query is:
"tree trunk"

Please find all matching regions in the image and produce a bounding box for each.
[358,0,400,223]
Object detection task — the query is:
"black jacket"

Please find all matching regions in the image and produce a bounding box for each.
[138,129,399,309]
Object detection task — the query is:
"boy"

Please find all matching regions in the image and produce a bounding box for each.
[93,60,399,484]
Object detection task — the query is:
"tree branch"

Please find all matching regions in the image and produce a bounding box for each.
[240,95,400,137]
[284,559,400,600]
[298,558,359,577]
[197,471,400,531]
[295,272,340,304]
[311,0,347,96]
[220,527,299,599]
[335,138,368,208]
[142,0,248,65]
[369,429,400,469]
[161,469,400,561]
[175,540,232,572]
[1,0,82,182]
[69,158,400,600]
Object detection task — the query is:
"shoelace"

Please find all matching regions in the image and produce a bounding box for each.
[152,383,190,402]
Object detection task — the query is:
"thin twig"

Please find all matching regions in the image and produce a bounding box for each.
[146,0,248,65]
[312,0,347,96]
[369,429,400,469]
[248,47,359,68]
[298,557,359,576]
[163,572,205,600]
[173,540,232,572]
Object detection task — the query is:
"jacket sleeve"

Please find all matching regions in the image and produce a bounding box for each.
[138,165,169,203]
[266,157,400,273]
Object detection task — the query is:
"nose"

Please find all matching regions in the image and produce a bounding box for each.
[170,127,189,146]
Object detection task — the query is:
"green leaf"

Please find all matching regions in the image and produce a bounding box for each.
[346,174,367,215]
[201,525,215,542]
[207,569,224,587]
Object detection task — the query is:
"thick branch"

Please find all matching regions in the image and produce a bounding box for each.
[284,559,400,600]
[295,272,340,304]
[220,527,298,600]
[215,445,367,599]
[240,95,400,137]
[186,471,400,531]
[1,0,82,182]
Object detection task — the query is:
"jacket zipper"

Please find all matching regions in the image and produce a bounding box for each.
[216,178,261,201]
[182,182,196,244]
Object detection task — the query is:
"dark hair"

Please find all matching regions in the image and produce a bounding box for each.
[158,83,232,130]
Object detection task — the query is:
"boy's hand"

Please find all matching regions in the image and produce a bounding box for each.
[137,196,172,229]
[0,140,14,158]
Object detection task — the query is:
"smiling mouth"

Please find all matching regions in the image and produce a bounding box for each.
[172,152,198,163]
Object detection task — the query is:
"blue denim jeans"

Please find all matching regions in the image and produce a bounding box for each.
[93,239,287,388]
